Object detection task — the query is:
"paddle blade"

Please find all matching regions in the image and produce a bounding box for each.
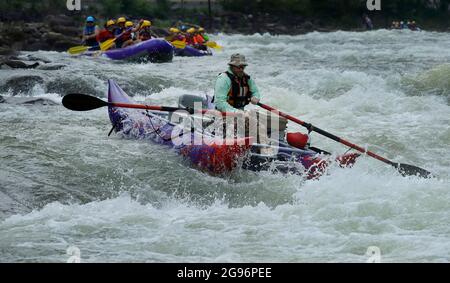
[206,41,223,49]
[62,93,108,111]
[396,163,433,178]
[171,40,187,49]
[68,46,89,55]
[100,38,115,51]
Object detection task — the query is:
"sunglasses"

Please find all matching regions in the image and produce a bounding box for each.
[234,65,246,70]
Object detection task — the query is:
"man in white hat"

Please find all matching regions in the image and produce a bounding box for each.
[214,53,261,113]
[213,54,282,155]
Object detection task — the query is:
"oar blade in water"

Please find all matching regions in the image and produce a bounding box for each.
[396,163,433,178]
[62,93,108,111]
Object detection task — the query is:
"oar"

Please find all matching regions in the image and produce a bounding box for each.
[68,45,89,55]
[99,38,116,51]
[62,93,239,117]
[257,103,433,178]
[100,28,133,51]
[171,40,187,49]
[206,41,223,49]
[68,45,100,55]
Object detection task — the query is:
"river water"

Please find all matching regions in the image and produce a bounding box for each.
[0,30,449,262]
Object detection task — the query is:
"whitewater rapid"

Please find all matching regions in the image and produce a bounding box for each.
[0,30,449,262]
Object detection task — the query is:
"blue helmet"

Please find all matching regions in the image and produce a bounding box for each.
[86,16,95,23]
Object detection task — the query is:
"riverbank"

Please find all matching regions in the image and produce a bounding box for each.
[1,12,449,58]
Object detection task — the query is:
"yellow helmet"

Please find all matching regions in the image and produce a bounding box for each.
[141,20,152,28]
[169,27,180,33]
[187,27,196,34]
[125,21,134,28]
[117,17,126,24]
[198,27,205,33]
[106,20,115,27]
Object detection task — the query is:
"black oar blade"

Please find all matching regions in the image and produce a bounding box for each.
[62,93,108,111]
[396,163,433,178]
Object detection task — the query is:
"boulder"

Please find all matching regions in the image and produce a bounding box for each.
[43,31,64,45]
[25,42,51,51]
[47,14,76,27]
[2,97,59,106]
[50,25,81,37]
[0,75,44,95]
[0,46,15,56]
[25,54,52,64]
[1,60,39,69]
[53,38,80,51]
[37,64,66,70]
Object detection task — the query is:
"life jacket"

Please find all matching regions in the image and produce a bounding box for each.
[201,34,209,42]
[194,34,205,45]
[113,28,125,48]
[224,71,252,109]
[139,29,152,41]
[96,29,114,43]
[83,25,98,46]
[121,30,132,42]
[84,25,96,36]
[114,28,124,37]
[186,35,197,46]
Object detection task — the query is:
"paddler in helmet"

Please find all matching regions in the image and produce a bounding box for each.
[81,16,99,47]
[193,28,207,50]
[96,19,116,48]
[167,27,185,42]
[213,54,279,155]
[114,17,127,48]
[121,21,137,48]
[185,27,198,46]
[135,20,157,43]
[198,27,209,43]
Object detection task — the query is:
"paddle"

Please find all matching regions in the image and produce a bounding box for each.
[100,28,133,51]
[171,40,187,49]
[68,45,100,55]
[68,45,90,55]
[257,102,433,178]
[62,93,239,117]
[206,41,223,49]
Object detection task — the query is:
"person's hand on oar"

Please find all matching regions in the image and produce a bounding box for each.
[256,102,433,178]
[99,27,133,51]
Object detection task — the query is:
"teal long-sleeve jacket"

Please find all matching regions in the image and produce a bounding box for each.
[214,68,261,113]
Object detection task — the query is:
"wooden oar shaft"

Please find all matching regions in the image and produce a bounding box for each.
[110,102,179,112]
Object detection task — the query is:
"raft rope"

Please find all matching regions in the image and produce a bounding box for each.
[145,110,173,142]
